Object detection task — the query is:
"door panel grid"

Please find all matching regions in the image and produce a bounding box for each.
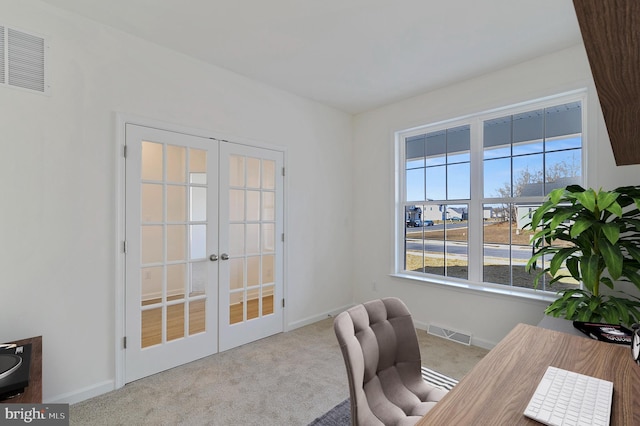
[227,154,277,325]
[139,141,209,347]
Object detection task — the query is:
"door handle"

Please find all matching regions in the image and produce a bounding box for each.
[220,253,230,261]
[209,254,218,261]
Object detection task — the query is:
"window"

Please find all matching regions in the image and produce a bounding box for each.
[398,93,584,295]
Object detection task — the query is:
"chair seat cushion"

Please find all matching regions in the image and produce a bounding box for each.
[410,399,440,417]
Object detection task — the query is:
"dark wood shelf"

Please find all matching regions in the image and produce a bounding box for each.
[0,336,42,404]
[573,0,640,166]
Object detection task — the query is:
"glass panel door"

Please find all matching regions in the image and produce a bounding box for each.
[126,124,218,383]
[219,143,283,352]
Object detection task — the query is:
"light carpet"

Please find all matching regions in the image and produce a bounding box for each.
[70,318,487,425]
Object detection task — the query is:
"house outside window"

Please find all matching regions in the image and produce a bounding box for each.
[397,92,585,295]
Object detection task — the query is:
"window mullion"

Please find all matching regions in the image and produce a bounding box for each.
[397,90,585,296]
[468,118,484,283]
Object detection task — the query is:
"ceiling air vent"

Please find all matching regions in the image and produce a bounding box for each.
[1,25,49,94]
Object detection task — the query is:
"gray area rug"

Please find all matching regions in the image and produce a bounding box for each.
[308,399,350,426]
[308,367,458,425]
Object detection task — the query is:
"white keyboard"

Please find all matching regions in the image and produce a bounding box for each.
[524,366,613,426]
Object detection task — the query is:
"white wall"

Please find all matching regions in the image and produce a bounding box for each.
[5,0,639,406]
[0,0,354,402]
[352,44,640,349]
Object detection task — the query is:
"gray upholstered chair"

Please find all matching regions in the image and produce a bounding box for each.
[334,297,447,426]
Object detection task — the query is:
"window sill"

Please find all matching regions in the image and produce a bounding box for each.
[390,272,559,304]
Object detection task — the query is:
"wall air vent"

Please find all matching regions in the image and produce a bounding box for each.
[0,25,49,94]
[0,26,5,84]
[427,324,472,346]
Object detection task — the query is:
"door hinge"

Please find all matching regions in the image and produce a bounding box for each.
[123,145,127,158]
[282,166,285,177]
[281,233,285,242]
[123,336,127,349]
[282,298,285,308]
[123,240,128,254]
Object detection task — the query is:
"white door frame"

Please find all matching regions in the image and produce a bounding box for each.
[114,113,288,389]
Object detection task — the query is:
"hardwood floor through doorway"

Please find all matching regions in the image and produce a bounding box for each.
[140,295,274,348]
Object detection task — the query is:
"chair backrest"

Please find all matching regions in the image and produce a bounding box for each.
[334,297,433,425]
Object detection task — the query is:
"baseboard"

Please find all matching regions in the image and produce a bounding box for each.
[467,336,495,350]
[46,380,114,405]
[287,303,353,331]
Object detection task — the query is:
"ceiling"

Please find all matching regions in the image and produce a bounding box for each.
[42,0,583,114]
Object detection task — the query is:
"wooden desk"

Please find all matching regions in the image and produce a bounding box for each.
[0,336,42,404]
[418,324,640,425]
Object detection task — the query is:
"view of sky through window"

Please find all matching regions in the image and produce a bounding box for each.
[401,99,583,291]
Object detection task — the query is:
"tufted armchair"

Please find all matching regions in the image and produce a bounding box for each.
[333,297,447,426]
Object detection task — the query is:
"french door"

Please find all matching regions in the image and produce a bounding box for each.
[218,143,284,351]
[124,124,284,382]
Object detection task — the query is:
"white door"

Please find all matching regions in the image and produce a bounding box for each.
[218,143,284,351]
[124,124,285,381]
[125,124,219,382]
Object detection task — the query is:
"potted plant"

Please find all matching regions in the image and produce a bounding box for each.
[524,185,640,326]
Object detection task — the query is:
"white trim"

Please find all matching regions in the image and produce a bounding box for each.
[114,113,288,390]
[394,89,588,298]
[114,113,126,390]
[287,304,354,331]
[116,113,286,152]
[398,89,587,138]
[391,272,557,304]
[47,380,114,405]
[282,150,289,332]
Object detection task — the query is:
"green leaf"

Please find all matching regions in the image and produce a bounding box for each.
[601,276,614,289]
[622,266,640,292]
[526,249,551,272]
[602,306,618,324]
[565,185,587,194]
[580,254,600,293]
[570,217,594,238]
[549,247,579,276]
[530,229,551,248]
[599,237,623,280]
[610,297,630,325]
[574,189,597,213]
[605,200,623,218]
[548,275,569,286]
[528,201,555,230]
[532,269,548,289]
[588,296,601,311]
[545,290,588,319]
[566,298,579,319]
[565,258,580,281]
[597,190,620,213]
[549,188,567,204]
[550,210,576,230]
[601,222,620,245]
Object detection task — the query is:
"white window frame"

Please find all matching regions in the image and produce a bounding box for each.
[393,90,588,300]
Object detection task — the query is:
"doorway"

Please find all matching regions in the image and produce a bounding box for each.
[123,123,284,383]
